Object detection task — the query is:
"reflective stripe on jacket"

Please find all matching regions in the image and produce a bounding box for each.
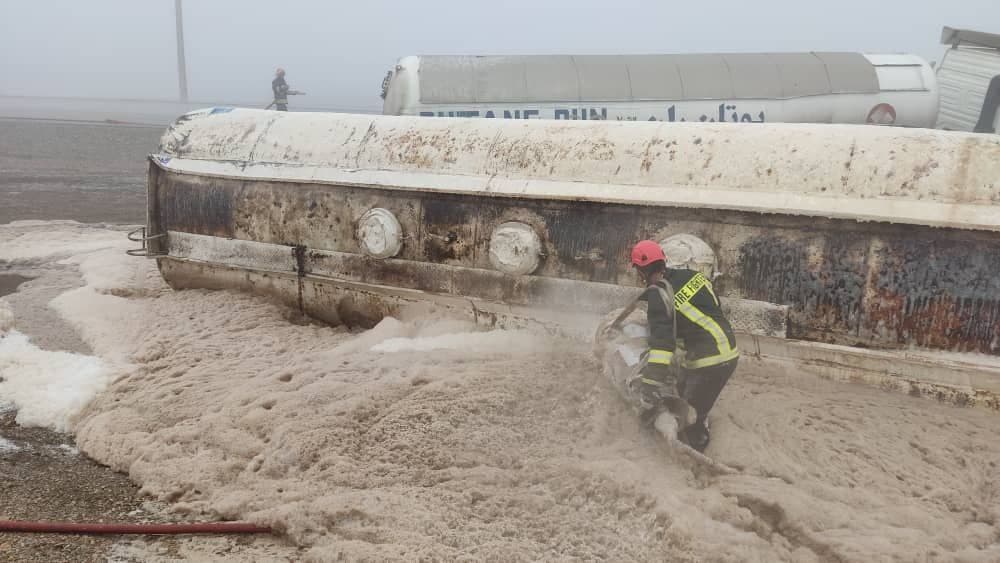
[642,269,738,369]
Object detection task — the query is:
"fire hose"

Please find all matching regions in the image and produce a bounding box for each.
[0,519,270,535]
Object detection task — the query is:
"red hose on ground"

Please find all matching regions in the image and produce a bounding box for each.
[0,520,271,535]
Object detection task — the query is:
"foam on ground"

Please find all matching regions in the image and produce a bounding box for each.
[370,329,549,354]
[0,221,129,262]
[0,437,19,453]
[0,329,113,432]
[6,223,1000,561]
[0,223,155,432]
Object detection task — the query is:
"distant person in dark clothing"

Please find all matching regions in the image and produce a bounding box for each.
[270,68,304,111]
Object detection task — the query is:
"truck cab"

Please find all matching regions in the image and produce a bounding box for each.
[935,26,1000,133]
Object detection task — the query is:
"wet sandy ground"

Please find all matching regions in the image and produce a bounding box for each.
[0,120,148,562]
[1,247,300,563]
[0,269,140,562]
[0,408,144,562]
[0,120,295,562]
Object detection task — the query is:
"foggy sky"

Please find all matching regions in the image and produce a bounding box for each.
[2,0,998,113]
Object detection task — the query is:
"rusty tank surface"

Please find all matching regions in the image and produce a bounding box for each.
[133,107,1000,407]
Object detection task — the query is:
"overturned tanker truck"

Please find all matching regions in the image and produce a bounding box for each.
[133,108,1000,407]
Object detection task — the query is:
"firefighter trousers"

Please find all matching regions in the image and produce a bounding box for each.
[678,358,738,425]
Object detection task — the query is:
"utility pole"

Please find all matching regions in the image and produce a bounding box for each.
[175,0,189,102]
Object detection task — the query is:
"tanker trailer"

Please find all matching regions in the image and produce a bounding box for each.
[131,108,1000,408]
[381,53,939,128]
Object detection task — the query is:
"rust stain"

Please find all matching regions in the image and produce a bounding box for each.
[866,289,1000,353]
[639,138,663,173]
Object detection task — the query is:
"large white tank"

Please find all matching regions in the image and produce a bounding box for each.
[137,109,1000,405]
[381,53,939,128]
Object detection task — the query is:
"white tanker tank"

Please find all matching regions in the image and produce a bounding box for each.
[381,53,939,128]
[133,109,1000,408]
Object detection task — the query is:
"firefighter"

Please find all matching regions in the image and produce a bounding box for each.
[271,68,304,111]
[630,240,739,451]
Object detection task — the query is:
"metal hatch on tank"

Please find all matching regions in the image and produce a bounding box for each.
[132,108,1000,408]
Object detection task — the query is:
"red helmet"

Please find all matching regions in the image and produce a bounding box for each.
[631,240,666,268]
